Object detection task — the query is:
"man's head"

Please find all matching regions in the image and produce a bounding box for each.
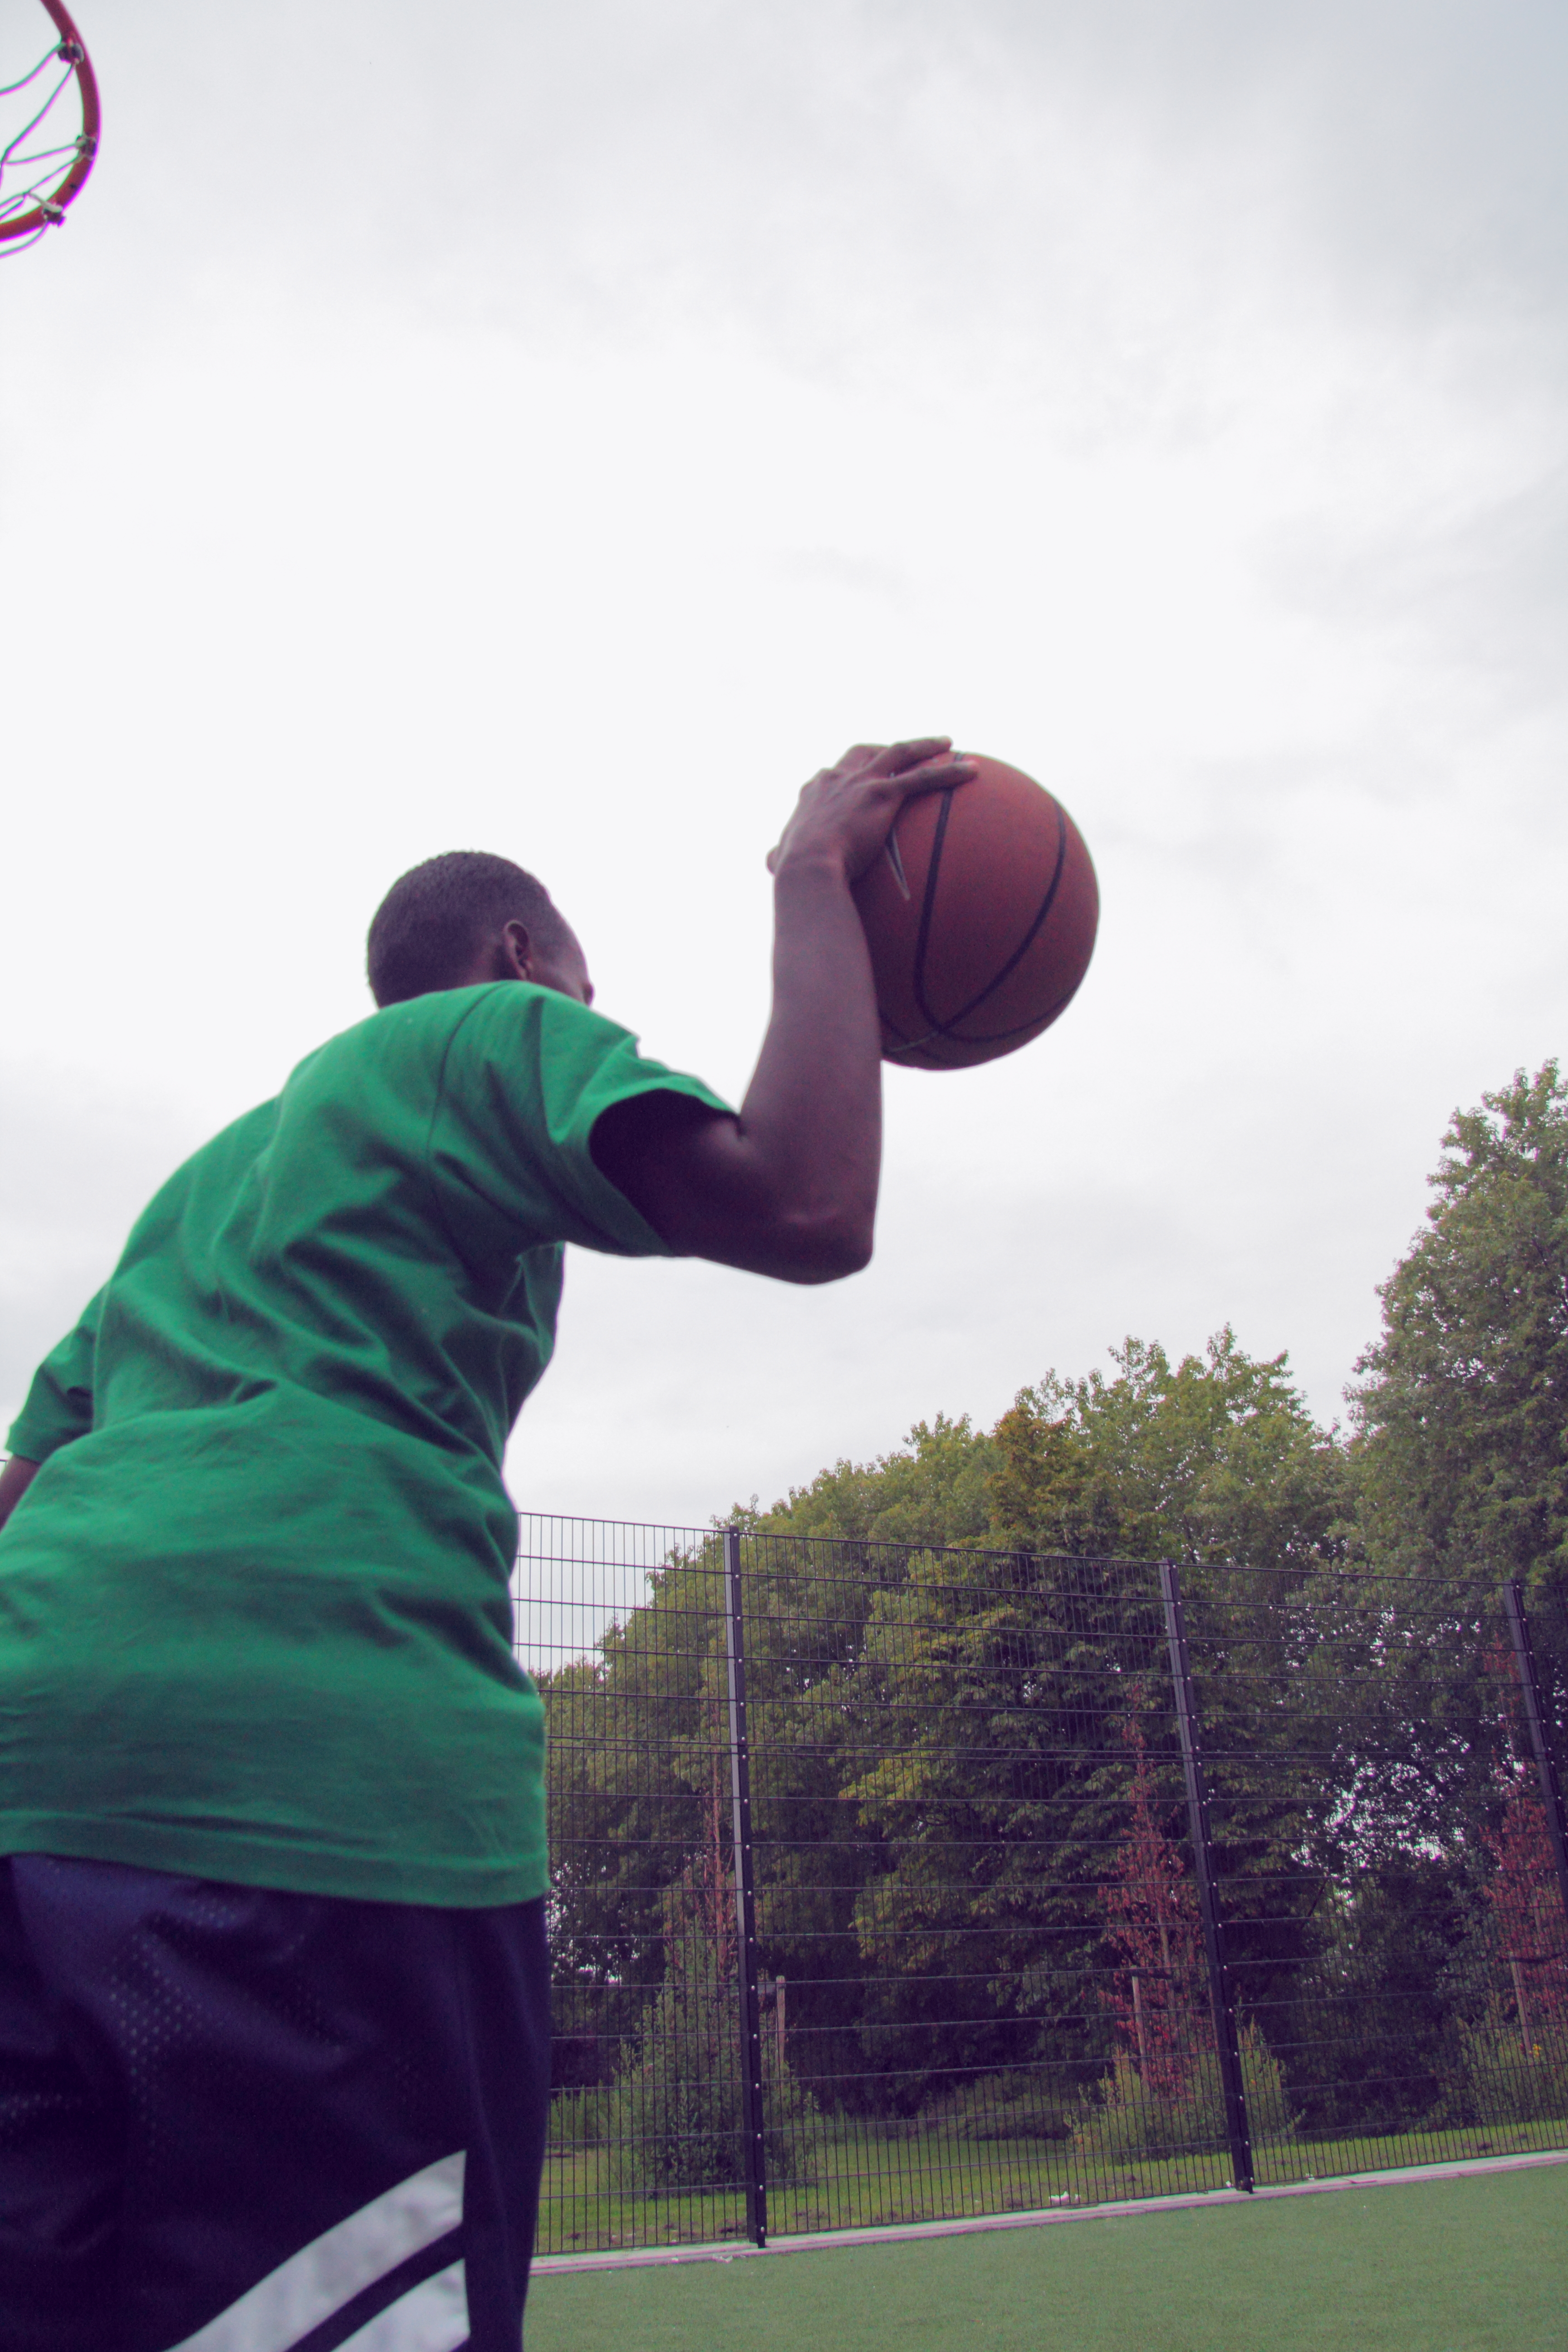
[367,852,592,1009]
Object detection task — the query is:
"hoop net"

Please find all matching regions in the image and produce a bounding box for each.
[0,0,99,255]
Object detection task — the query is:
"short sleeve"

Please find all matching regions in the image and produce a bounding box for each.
[6,1290,105,1463]
[426,985,732,1266]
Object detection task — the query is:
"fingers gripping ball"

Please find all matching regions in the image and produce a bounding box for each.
[852,755,1099,1069]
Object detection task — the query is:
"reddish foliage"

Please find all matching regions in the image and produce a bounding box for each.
[1482,1644,1567,2044]
[1098,1698,1210,2099]
[666,1738,737,1982]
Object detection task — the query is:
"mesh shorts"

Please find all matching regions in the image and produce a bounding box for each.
[0,1855,551,2352]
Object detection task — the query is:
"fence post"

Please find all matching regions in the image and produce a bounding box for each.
[1159,1561,1254,2194]
[1502,1579,1568,1939]
[724,1526,768,2246]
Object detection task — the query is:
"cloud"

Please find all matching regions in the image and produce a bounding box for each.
[0,1070,206,1433]
[84,3,1568,362]
[4,0,1565,1515]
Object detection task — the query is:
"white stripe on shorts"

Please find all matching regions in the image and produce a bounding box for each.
[336,2257,470,2351]
[167,2149,466,2352]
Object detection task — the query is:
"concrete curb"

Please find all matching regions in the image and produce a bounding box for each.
[530,2144,1568,2277]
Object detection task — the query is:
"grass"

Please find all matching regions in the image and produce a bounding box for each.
[537,2111,1568,2253]
[526,2161,1568,2352]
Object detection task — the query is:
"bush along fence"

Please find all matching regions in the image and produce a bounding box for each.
[514,1518,1568,2254]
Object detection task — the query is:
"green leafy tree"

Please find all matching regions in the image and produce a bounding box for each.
[738,1413,997,1549]
[603,1755,823,2193]
[990,1329,1352,1570]
[984,1330,1359,2092]
[1352,1061,1568,1611]
[839,1545,1171,2110]
[715,1344,1357,2117]
[539,1275,1560,2144]
[722,1415,1002,2106]
[538,1541,733,2073]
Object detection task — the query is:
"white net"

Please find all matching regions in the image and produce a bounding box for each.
[0,0,97,256]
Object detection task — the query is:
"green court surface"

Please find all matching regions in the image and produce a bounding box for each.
[526,2165,1568,2352]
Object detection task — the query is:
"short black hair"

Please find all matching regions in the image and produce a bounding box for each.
[367,851,571,1008]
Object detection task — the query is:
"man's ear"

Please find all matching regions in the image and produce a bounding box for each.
[497,921,535,981]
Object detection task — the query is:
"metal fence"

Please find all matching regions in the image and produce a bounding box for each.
[514,1517,1568,2255]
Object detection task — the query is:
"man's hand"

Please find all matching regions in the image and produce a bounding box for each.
[591,735,976,1284]
[767,738,977,884]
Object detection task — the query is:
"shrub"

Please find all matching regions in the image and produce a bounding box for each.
[1070,2024,1296,2169]
[546,2082,615,2156]
[603,1925,824,2193]
[1446,2009,1568,2129]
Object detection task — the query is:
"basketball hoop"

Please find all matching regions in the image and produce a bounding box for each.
[0,0,100,255]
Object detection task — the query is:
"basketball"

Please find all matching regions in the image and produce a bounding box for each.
[851,754,1100,1070]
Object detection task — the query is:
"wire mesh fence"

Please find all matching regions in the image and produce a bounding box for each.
[515,1517,1568,2254]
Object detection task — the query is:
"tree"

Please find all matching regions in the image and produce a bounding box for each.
[1440,1645,1568,2127]
[985,1330,1360,2083]
[737,1413,997,1550]
[1098,1701,1207,2102]
[837,1544,1170,2110]
[1073,1692,1297,2167]
[603,1745,822,2192]
[990,1330,1352,1572]
[538,1539,735,2081]
[1352,1061,1568,1612]
[538,1284,1557,2149]
[1483,1773,1568,2052]
[708,1343,1355,2117]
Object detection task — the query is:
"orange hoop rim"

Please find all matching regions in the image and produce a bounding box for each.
[0,0,100,244]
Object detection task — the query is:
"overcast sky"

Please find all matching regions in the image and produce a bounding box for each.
[3,0,1565,1526]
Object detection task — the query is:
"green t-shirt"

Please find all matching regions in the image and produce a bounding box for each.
[0,982,727,1907]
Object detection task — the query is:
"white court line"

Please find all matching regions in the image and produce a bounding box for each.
[531,2144,1568,2277]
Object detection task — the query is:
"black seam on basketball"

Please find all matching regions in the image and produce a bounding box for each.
[884,967,1085,1058]
[878,1011,943,1065]
[931,799,1070,1034]
[910,789,956,1037]
[921,968,1088,1048]
[904,798,1074,1044]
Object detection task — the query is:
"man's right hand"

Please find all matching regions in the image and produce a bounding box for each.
[767,738,977,885]
[592,734,975,1285]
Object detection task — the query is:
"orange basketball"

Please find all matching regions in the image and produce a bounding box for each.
[852,755,1099,1070]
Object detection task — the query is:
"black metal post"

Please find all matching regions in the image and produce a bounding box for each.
[1503,1580,1568,1939]
[1159,1561,1254,2194]
[724,1526,767,2246]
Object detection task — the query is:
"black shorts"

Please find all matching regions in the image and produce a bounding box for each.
[0,1854,551,2352]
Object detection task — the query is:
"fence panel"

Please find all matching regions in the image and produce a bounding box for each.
[516,1517,1568,2254]
[516,1515,750,2254]
[1166,1563,1568,2183]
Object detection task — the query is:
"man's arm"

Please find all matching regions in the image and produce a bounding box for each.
[0,1457,40,1535]
[590,737,975,1284]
